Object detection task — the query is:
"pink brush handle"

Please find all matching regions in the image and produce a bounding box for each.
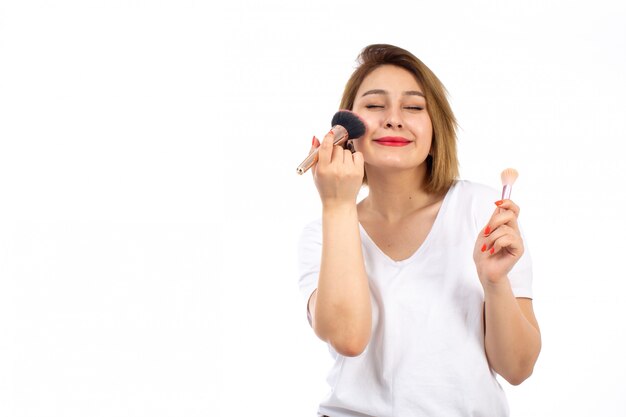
[501,184,513,200]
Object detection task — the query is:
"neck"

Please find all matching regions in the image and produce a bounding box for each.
[361,165,439,222]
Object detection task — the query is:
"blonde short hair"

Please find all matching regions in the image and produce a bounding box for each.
[340,44,459,194]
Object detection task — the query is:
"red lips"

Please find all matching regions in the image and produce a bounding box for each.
[374,136,411,147]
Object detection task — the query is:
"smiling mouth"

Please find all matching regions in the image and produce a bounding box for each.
[374,136,412,147]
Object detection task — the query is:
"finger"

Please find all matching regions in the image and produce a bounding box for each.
[487,233,524,257]
[318,129,336,165]
[479,224,508,253]
[495,199,520,217]
[353,151,364,168]
[308,136,320,154]
[483,209,519,236]
[352,152,365,175]
[482,224,516,248]
[343,149,354,165]
[330,144,346,164]
[307,136,322,177]
[495,210,518,231]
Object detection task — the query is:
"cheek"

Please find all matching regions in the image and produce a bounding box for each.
[413,113,432,130]
[409,117,434,141]
[353,111,380,132]
[351,114,376,152]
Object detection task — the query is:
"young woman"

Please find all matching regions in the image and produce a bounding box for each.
[298,44,541,417]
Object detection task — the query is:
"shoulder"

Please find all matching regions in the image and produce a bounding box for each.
[450,179,500,202]
[446,180,500,227]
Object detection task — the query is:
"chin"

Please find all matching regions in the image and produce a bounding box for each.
[367,163,422,174]
[370,156,424,167]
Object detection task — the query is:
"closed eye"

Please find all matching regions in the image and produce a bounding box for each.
[365,104,384,109]
[405,106,424,110]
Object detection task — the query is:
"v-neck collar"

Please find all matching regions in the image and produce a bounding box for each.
[358,182,456,267]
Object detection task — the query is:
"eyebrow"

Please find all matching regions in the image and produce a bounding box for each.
[361,89,425,98]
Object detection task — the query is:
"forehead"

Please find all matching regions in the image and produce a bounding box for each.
[356,65,423,96]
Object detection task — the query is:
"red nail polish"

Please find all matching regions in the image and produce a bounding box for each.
[484,226,491,235]
[495,200,503,206]
[312,136,316,145]
[481,244,487,252]
[490,247,495,254]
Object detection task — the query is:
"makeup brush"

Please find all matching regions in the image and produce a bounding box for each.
[500,168,519,200]
[296,110,366,175]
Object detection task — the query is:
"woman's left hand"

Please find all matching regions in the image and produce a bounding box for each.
[473,199,524,287]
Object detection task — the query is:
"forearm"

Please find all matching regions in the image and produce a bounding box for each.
[483,280,541,385]
[315,203,371,355]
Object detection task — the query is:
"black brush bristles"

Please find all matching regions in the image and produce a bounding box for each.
[331,110,366,139]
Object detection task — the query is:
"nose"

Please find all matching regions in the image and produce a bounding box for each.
[385,120,403,129]
[384,107,403,129]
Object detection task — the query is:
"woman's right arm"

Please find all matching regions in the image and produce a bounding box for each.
[308,133,371,357]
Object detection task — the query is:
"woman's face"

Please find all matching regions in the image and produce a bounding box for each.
[351,65,433,176]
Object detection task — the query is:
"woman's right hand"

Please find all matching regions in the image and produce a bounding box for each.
[307,132,371,357]
[310,131,364,208]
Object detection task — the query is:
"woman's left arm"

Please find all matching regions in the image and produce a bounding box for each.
[473,199,542,385]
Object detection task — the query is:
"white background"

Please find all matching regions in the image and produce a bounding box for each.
[1,0,625,416]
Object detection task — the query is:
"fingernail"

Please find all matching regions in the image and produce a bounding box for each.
[495,200,503,206]
[484,225,491,235]
[481,244,487,252]
[490,247,495,255]
[312,136,316,145]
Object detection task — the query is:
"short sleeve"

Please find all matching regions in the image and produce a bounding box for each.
[469,181,534,299]
[297,219,323,324]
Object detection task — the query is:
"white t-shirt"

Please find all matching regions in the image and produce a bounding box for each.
[297,180,533,417]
